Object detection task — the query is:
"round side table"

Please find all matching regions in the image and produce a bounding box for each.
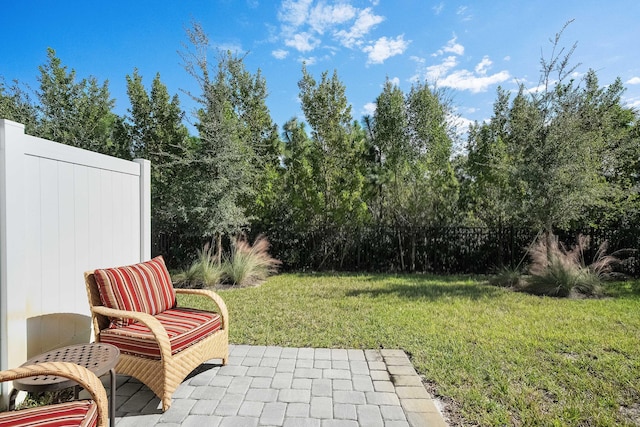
[10,343,119,427]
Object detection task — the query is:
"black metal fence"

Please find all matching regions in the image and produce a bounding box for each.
[153,226,640,276]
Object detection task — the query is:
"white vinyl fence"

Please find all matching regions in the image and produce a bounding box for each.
[0,119,150,403]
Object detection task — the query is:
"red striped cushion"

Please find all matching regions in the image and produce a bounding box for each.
[94,256,176,328]
[99,307,222,359]
[0,400,98,427]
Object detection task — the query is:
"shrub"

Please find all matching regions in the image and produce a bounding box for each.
[17,389,74,409]
[519,233,618,298]
[489,265,524,288]
[173,243,224,288]
[224,234,281,287]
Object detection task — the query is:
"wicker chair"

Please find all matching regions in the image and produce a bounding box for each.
[84,256,228,411]
[0,361,108,427]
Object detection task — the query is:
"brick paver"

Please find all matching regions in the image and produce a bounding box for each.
[105,345,448,426]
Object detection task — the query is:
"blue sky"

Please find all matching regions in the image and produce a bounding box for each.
[2,0,639,142]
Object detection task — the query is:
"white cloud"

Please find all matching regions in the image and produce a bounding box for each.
[420,55,509,93]
[363,102,376,116]
[299,56,317,65]
[285,32,320,52]
[627,77,640,85]
[416,35,508,93]
[216,42,244,53]
[433,2,444,15]
[308,3,356,34]
[334,7,384,48]
[456,5,473,21]
[522,81,554,95]
[474,56,492,75]
[443,36,464,55]
[278,0,313,28]
[438,69,510,93]
[434,36,464,57]
[426,56,458,81]
[451,114,475,137]
[276,1,390,61]
[622,94,640,109]
[410,56,426,66]
[390,76,400,86]
[272,49,289,59]
[363,35,410,64]
[503,55,511,61]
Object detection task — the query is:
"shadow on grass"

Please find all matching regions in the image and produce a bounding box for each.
[281,271,502,300]
[603,280,640,299]
[345,281,503,301]
[285,271,489,283]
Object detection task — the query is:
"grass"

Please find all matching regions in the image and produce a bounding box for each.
[178,273,640,426]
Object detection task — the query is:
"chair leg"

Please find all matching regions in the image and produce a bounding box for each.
[162,396,172,412]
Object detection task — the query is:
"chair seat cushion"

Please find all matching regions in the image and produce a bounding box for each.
[99,307,222,359]
[0,399,98,427]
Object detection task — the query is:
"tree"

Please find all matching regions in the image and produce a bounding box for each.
[181,23,276,259]
[573,72,639,227]
[405,81,459,226]
[280,117,324,228]
[462,21,639,234]
[221,52,282,224]
[363,79,459,270]
[0,78,38,134]
[511,25,618,233]
[366,78,409,224]
[123,69,192,233]
[297,64,368,228]
[37,48,126,157]
[366,78,459,231]
[464,87,515,226]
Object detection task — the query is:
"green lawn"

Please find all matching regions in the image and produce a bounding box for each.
[178,273,640,426]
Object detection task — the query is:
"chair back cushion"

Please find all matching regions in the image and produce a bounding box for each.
[94,256,176,328]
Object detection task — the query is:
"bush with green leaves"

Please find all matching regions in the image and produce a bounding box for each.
[520,233,619,298]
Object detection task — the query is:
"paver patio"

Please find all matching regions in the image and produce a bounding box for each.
[104,344,448,426]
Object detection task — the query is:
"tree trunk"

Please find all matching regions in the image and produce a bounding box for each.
[216,233,223,265]
[397,226,405,271]
[544,225,554,264]
[411,231,416,272]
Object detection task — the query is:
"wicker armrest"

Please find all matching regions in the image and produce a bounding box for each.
[0,362,108,427]
[91,306,172,362]
[175,288,229,329]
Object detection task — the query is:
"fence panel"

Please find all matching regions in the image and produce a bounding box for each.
[0,119,150,383]
[154,225,640,276]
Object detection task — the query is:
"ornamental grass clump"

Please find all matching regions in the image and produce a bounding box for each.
[224,234,281,287]
[520,232,618,298]
[173,243,224,288]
